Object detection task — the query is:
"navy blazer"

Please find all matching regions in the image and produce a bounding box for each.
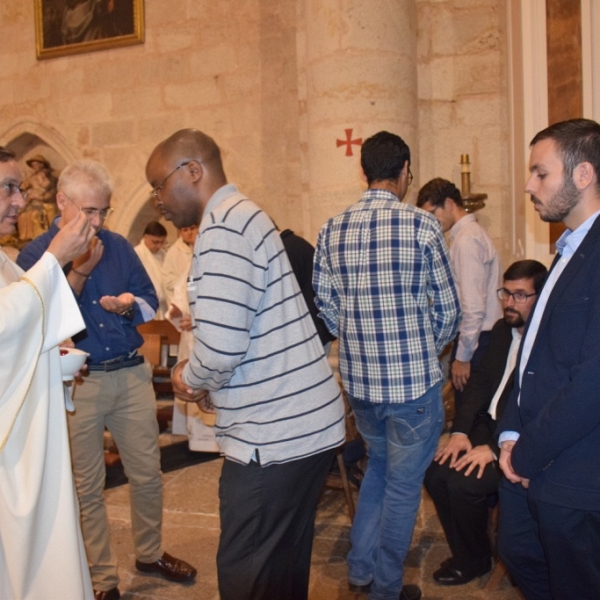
[498,214,600,511]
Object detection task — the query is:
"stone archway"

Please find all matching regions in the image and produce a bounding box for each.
[0,120,76,249]
[0,119,177,248]
[117,182,178,247]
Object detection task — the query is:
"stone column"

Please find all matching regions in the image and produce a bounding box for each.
[297,0,418,242]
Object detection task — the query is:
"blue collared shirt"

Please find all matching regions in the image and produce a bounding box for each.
[313,188,461,403]
[17,220,158,364]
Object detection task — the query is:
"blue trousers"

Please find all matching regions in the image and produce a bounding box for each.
[346,383,444,600]
[498,481,600,600]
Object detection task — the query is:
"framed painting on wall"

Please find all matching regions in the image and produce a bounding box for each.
[34,0,144,60]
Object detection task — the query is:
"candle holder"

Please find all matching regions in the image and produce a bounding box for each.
[460,154,487,213]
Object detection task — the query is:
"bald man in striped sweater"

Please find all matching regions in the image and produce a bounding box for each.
[146,129,346,600]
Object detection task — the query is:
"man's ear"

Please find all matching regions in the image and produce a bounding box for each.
[55,191,68,211]
[187,160,203,183]
[401,160,409,178]
[573,161,595,192]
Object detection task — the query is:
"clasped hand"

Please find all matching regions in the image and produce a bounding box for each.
[171,360,211,410]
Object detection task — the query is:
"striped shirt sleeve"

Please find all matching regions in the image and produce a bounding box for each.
[183,223,266,391]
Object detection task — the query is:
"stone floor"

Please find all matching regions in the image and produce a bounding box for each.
[104,437,524,600]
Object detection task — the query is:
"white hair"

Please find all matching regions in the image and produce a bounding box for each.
[58,159,114,201]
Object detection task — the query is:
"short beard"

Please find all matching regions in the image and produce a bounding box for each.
[535,175,581,223]
[504,309,524,328]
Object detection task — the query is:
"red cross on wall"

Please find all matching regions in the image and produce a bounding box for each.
[336,129,362,156]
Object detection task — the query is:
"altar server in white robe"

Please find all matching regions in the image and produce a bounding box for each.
[166,273,219,452]
[134,220,168,318]
[0,147,96,600]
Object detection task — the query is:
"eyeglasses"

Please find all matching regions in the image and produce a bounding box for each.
[497,288,537,304]
[408,167,413,186]
[1,181,28,200]
[63,193,113,220]
[150,161,191,199]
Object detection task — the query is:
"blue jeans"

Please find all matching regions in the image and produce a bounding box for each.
[347,383,444,600]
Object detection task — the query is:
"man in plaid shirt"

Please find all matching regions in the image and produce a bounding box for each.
[314,131,460,600]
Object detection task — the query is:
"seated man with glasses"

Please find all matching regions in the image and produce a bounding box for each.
[17,159,196,600]
[424,259,547,586]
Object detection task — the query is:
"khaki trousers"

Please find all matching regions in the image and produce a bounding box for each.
[69,362,163,591]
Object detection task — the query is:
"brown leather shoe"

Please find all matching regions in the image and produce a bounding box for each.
[93,588,120,600]
[135,551,197,583]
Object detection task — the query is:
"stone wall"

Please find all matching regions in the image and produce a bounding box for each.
[417,0,511,267]
[0,1,302,244]
[0,1,510,266]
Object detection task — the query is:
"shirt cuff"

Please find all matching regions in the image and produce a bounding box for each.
[136,296,156,322]
[499,431,520,444]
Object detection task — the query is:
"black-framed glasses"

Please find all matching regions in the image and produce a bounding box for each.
[63,192,113,220]
[1,181,28,200]
[497,288,537,304]
[150,161,191,199]
[408,167,413,186]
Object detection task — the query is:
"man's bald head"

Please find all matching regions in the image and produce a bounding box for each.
[146,129,227,228]
[151,129,225,178]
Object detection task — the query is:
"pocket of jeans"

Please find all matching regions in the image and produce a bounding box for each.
[388,405,434,446]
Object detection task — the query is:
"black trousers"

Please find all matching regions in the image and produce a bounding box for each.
[217,448,336,600]
[498,482,600,600]
[424,452,499,574]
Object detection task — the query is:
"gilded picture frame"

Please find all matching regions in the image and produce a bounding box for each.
[35,0,144,60]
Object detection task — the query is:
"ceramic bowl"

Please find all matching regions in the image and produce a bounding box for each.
[59,347,89,381]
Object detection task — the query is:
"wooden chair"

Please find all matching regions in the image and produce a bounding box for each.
[137,332,161,367]
[138,320,181,396]
[138,320,181,430]
[324,391,363,522]
[442,379,455,429]
[483,500,510,590]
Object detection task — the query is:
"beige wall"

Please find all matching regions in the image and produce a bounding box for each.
[0,1,511,266]
[417,0,511,268]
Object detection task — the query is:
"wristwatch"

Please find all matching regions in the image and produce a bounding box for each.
[120,305,135,320]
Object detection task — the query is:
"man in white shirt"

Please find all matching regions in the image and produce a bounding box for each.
[417,179,501,405]
[134,221,167,318]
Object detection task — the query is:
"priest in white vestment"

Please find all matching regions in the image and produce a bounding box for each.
[0,147,96,600]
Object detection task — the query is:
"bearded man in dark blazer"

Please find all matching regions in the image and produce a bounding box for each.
[425,260,547,586]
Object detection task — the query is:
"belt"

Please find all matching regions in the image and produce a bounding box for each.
[87,353,145,372]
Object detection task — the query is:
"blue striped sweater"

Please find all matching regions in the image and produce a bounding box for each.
[182,184,346,466]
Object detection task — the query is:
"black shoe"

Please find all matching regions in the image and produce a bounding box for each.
[135,551,197,583]
[400,584,422,600]
[433,562,491,586]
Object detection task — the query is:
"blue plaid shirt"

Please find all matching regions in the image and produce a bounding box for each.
[314,189,461,403]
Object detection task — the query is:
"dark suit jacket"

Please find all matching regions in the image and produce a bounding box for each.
[498,215,600,511]
[452,318,514,456]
